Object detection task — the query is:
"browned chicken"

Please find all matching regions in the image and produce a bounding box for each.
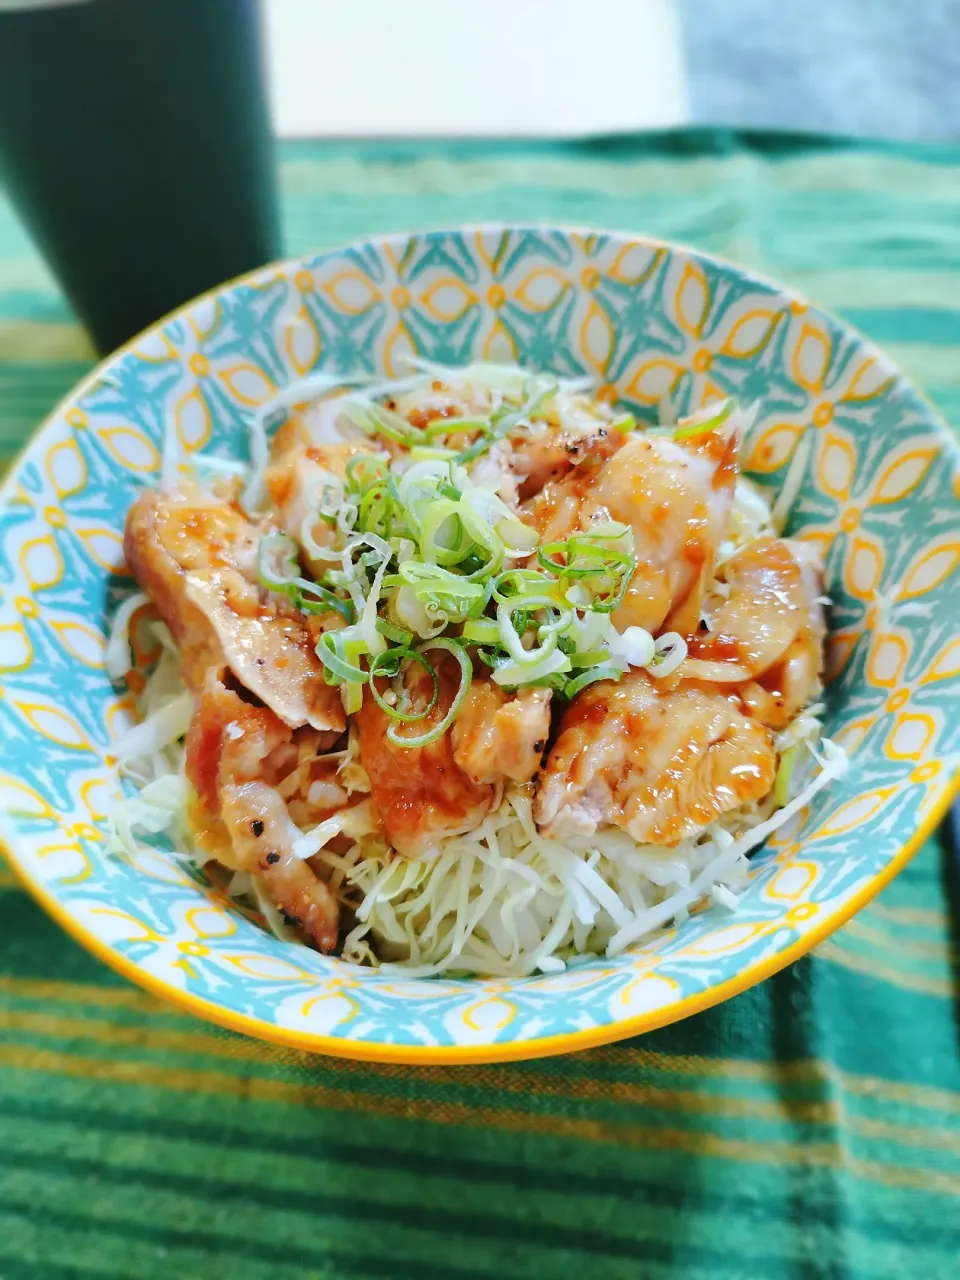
[451,683,551,785]
[529,430,738,637]
[682,537,826,728]
[124,483,343,735]
[184,672,294,819]
[510,425,623,502]
[184,674,340,950]
[220,781,339,952]
[265,416,375,572]
[535,669,776,846]
[354,655,495,858]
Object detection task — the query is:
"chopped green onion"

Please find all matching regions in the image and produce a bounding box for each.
[257,532,300,591]
[584,556,637,613]
[299,514,343,564]
[568,647,611,668]
[536,543,569,575]
[539,527,633,580]
[423,417,492,441]
[392,583,447,639]
[496,518,539,557]
[357,484,395,538]
[345,452,390,492]
[398,562,488,618]
[386,639,472,748]
[492,646,571,687]
[315,631,368,684]
[461,618,501,645]
[674,398,735,441]
[336,503,358,534]
[346,530,393,563]
[535,605,574,637]
[492,569,565,609]
[241,370,690,729]
[775,745,798,807]
[342,680,364,715]
[417,498,475,569]
[455,377,556,465]
[292,578,355,623]
[564,664,622,698]
[375,617,414,645]
[409,445,458,462]
[369,647,439,722]
[341,398,425,446]
[647,631,687,678]
[311,472,344,524]
[473,646,504,670]
[449,504,505,581]
[497,606,554,664]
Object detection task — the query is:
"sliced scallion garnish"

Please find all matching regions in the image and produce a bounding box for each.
[375,617,415,645]
[563,664,622,699]
[775,745,798,807]
[257,531,300,591]
[673,397,735,441]
[369,647,440,723]
[385,639,472,747]
[316,630,369,685]
[292,578,355,623]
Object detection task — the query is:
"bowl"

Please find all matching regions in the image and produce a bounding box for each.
[2,225,958,1064]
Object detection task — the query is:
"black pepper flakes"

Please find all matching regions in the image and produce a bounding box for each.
[265,851,280,865]
[250,819,265,837]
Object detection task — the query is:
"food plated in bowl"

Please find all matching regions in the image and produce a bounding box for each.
[1,226,958,1061]
[115,363,844,977]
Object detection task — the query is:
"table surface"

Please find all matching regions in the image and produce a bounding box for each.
[1,130,959,1278]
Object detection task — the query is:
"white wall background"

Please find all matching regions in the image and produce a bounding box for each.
[264,0,688,137]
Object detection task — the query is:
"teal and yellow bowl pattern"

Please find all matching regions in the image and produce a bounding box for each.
[1,227,958,1064]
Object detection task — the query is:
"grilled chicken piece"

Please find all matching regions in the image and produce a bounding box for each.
[184,675,340,951]
[124,483,226,683]
[184,672,294,816]
[220,781,340,953]
[265,420,375,573]
[682,537,815,679]
[734,540,827,729]
[529,430,737,637]
[680,537,826,728]
[451,683,551,786]
[124,483,343,734]
[535,670,776,846]
[354,655,495,858]
[510,425,623,502]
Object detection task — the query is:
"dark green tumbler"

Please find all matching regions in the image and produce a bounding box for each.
[0,0,281,354]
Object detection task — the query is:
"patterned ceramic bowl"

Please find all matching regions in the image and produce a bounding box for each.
[2,226,958,1064]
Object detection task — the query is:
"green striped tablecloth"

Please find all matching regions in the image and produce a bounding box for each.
[1,131,959,1279]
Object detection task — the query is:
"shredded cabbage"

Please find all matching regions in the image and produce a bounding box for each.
[333,738,845,976]
[104,591,148,681]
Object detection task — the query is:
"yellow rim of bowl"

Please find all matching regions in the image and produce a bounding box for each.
[2,226,958,1066]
